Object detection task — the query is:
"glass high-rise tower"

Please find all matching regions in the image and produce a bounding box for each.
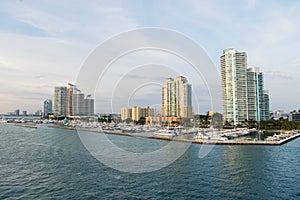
[221,48,248,124]
[221,49,270,124]
[247,67,266,121]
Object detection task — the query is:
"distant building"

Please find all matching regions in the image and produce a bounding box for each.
[143,106,155,118]
[121,107,132,120]
[72,93,85,116]
[271,110,289,120]
[131,106,141,121]
[263,90,270,120]
[14,109,20,116]
[66,87,74,116]
[71,93,94,116]
[43,99,53,118]
[121,106,155,121]
[35,110,42,116]
[289,111,300,123]
[54,86,67,117]
[145,116,180,125]
[162,76,192,118]
[85,97,94,116]
[54,84,94,117]
[221,48,248,125]
[22,110,27,116]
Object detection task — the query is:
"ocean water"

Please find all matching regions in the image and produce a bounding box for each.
[1,123,300,199]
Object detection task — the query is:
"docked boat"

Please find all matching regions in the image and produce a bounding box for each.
[154,127,176,137]
[1,118,8,123]
[194,127,228,141]
[220,128,253,139]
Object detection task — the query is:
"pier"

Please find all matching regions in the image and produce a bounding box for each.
[47,125,300,146]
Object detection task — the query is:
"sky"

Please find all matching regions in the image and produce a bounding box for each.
[0,0,299,114]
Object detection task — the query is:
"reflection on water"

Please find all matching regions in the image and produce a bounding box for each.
[221,146,273,198]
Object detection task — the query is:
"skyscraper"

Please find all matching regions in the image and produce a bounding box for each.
[14,109,20,116]
[53,84,94,117]
[263,90,270,120]
[221,48,248,124]
[43,99,53,118]
[247,67,268,122]
[66,87,74,116]
[72,93,85,116]
[54,86,67,117]
[85,97,94,116]
[162,76,192,118]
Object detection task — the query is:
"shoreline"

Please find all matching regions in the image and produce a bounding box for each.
[47,125,300,146]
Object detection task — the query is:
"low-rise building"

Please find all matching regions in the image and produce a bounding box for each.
[289,111,300,123]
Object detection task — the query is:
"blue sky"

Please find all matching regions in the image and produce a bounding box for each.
[0,0,299,113]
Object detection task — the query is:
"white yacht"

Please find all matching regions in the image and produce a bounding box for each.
[194,127,228,141]
[154,127,176,137]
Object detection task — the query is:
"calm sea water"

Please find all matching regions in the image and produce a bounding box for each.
[1,123,300,199]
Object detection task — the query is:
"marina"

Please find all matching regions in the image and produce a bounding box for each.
[2,118,300,145]
[46,124,300,146]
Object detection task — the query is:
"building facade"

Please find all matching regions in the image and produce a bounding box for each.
[289,111,300,123]
[263,90,270,120]
[54,86,67,117]
[221,48,248,124]
[121,106,155,121]
[66,87,74,116]
[121,107,132,121]
[247,67,266,121]
[85,98,95,116]
[131,106,142,121]
[54,85,94,117]
[43,99,53,118]
[247,67,271,121]
[162,76,192,118]
[14,109,20,116]
[72,93,85,116]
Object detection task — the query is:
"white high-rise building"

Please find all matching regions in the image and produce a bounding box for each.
[221,48,248,124]
[162,76,192,118]
[54,86,67,117]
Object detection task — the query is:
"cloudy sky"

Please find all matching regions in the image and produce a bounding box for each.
[0,0,299,114]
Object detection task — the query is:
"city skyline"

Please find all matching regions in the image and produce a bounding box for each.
[221,48,270,125]
[53,84,94,117]
[0,1,300,113]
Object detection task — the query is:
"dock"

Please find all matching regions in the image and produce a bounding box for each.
[47,125,300,146]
